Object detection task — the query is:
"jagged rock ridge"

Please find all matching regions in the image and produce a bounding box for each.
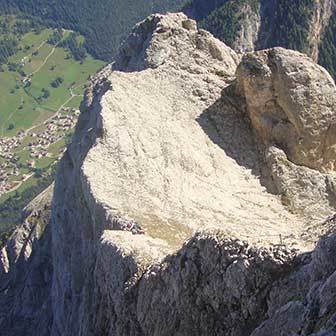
[1,12,336,336]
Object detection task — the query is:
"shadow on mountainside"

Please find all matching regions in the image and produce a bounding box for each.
[196,84,277,194]
[135,227,336,336]
[0,197,53,336]
[197,85,260,173]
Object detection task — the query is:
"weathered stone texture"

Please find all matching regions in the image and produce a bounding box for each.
[1,12,336,336]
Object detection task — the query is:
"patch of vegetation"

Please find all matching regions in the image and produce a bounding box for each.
[181,0,228,20]
[59,32,86,61]
[40,88,50,99]
[0,167,55,234]
[0,229,13,248]
[47,28,63,45]
[0,37,18,64]
[50,76,64,88]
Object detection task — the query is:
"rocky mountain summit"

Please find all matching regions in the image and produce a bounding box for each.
[1,12,336,336]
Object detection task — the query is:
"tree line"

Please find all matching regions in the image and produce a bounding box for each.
[0,0,186,61]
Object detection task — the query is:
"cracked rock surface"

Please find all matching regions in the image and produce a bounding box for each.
[1,12,336,336]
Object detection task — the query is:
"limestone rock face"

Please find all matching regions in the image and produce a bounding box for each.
[136,232,296,336]
[114,12,239,73]
[265,146,336,225]
[251,232,336,336]
[2,12,336,336]
[237,47,336,173]
[48,12,336,336]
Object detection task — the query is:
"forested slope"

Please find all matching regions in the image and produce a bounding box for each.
[0,0,186,60]
[184,0,336,78]
[194,0,315,53]
[319,13,336,80]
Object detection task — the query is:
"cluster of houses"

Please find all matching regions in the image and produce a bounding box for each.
[0,163,20,194]
[0,109,79,196]
[0,131,25,159]
[0,133,24,194]
[28,112,77,158]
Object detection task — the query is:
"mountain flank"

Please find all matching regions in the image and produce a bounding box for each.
[184,0,336,78]
[1,12,336,336]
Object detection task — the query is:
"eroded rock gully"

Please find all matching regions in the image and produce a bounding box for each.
[1,12,336,336]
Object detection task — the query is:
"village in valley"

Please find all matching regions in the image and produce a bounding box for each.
[0,107,79,196]
[0,17,104,214]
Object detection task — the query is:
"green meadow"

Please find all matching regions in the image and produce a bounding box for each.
[0,24,105,136]
[0,17,106,232]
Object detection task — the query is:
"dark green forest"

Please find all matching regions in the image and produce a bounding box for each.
[319,14,336,80]
[0,37,18,64]
[182,0,228,20]
[187,0,314,52]
[260,0,315,53]
[0,0,186,61]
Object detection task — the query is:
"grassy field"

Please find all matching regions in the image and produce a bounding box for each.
[0,26,104,137]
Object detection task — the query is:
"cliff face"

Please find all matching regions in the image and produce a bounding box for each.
[0,185,53,336]
[1,12,336,336]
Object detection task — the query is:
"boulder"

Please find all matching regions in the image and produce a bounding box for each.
[237,47,336,172]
